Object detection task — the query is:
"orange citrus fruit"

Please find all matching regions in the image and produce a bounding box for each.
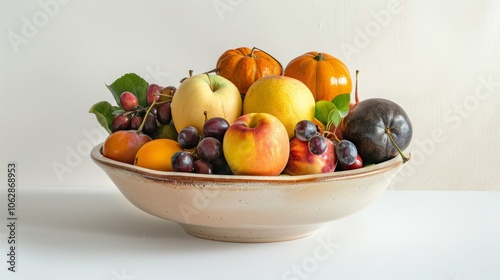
[242,76,316,139]
[134,139,183,171]
[102,130,152,164]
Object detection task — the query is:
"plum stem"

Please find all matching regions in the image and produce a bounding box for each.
[385,127,411,163]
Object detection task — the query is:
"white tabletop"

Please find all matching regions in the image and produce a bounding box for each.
[2,187,499,280]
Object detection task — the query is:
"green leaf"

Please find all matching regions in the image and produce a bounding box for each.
[89,101,121,134]
[314,100,336,126]
[106,73,149,108]
[327,108,343,128]
[331,93,351,117]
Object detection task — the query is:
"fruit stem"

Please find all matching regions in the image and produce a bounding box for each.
[314,52,325,61]
[180,70,195,83]
[203,68,218,74]
[136,99,157,133]
[385,128,411,163]
[205,73,213,91]
[251,47,283,75]
[355,70,359,104]
[323,129,340,143]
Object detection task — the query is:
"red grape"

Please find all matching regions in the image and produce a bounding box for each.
[120,91,139,111]
[203,117,229,142]
[177,126,200,149]
[156,102,172,125]
[197,137,222,162]
[111,115,130,132]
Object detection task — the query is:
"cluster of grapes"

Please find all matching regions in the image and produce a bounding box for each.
[294,120,329,155]
[293,120,363,170]
[171,117,232,174]
[335,139,362,170]
[110,84,177,136]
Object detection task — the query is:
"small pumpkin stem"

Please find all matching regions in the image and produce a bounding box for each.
[355,70,360,104]
[385,127,411,163]
[251,47,284,75]
[314,52,325,61]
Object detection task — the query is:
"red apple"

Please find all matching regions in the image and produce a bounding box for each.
[223,113,290,176]
[337,154,363,171]
[284,137,336,175]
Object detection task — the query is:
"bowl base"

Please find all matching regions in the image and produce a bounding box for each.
[180,224,322,243]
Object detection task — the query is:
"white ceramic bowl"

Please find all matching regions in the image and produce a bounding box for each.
[91,143,405,243]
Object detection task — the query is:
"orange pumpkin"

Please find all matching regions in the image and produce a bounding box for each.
[284,52,352,102]
[216,47,282,94]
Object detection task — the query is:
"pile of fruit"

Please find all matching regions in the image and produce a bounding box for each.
[90,47,412,176]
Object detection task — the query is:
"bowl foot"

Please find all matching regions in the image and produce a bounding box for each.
[180,224,322,243]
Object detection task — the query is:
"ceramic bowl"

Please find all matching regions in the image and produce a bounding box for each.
[91,143,405,243]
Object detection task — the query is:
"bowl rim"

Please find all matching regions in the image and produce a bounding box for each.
[91,143,405,185]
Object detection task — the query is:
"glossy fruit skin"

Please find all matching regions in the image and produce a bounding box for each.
[120,91,139,111]
[284,52,352,102]
[223,113,290,176]
[243,75,316,139]
[133,139,183,171]
[216,47,282,94]
[102,130,152,164]
[146,84,163,105]
[337,154,363,171]
[177,126,200,149]
[341,98,413,164]
[111,115,131,132]
[335,139,358,165]
[171,151,194,173]
[202,117,229,143]
[284,137,336,175]
[156,102,172,125]
[171,74,242,134]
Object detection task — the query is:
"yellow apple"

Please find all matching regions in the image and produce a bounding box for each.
[171,74,242,133]
[223,113,290,176]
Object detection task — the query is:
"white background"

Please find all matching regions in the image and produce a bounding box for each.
[1,0,499,190]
